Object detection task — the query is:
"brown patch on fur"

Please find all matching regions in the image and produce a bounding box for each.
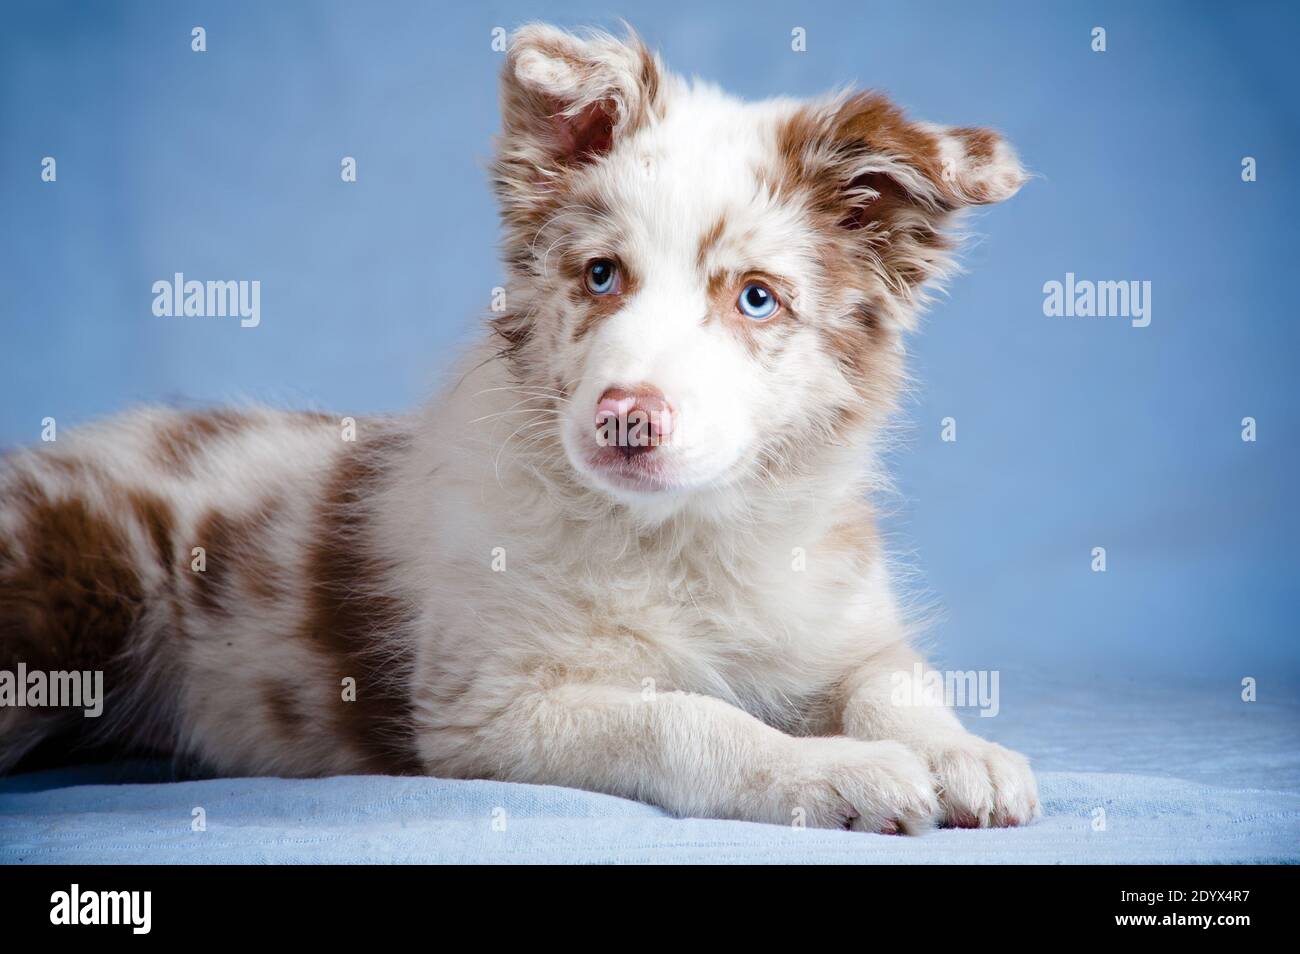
[637,44,663,123]
[778,93,944,210]
[155,410,248,475]
[262,678,307,739]
[490,310,534,362]
[570,306,606,342]
[124,489,177,574]
[778,92,1016,227]
[816,302,901,432]
[776,93,960,264]
[189,498,284,614]
[0,489,144,674]
[570,285,628,341]
[830,94,945,186]
[0,528,13,576]
[948,127,1008,203]
[243,558,284,603]
[819,321,873,383]
[954,126,997,164]
[237,497,285,602]
[190,511,237,616]
[696,215,728,270]
[300,427,421,774]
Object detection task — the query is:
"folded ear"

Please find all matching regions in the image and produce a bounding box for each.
[499,24,660,174]
[782,91,1026,221]
[779,91,1026,325]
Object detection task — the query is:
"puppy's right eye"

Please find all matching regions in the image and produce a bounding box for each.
[585,259,620,296]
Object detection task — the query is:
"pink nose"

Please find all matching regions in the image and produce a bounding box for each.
[595,386,674,456]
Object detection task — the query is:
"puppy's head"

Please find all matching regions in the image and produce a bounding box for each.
[492,25,1024,514]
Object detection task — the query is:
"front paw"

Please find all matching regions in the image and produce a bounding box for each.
[763,738,941,834]
[910,734,1041,828]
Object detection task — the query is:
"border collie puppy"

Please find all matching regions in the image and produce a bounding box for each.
[0,24,1038,832]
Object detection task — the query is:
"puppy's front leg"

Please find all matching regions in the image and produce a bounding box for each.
[472,683,939,832]
[835,645,1042,828]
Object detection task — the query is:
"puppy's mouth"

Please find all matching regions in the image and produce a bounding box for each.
[582,444,679,493]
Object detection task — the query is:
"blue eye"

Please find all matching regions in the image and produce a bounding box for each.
[585,259,619,295]
[737,282,778,320]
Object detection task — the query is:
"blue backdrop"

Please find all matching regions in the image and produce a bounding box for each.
[2,1,1296,681]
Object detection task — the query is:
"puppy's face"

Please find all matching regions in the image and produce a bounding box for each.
[492,26,1024,513]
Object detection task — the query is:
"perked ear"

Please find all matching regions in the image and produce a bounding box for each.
[498,24,660,174]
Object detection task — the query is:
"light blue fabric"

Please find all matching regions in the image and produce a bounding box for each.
[2,769,1297,864]
[3,676,1297,864]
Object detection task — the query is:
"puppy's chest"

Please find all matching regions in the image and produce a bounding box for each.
[593,558,863,710]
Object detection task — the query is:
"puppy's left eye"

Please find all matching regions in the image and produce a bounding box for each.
[737,282,779,321]
[585,259,620,296]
